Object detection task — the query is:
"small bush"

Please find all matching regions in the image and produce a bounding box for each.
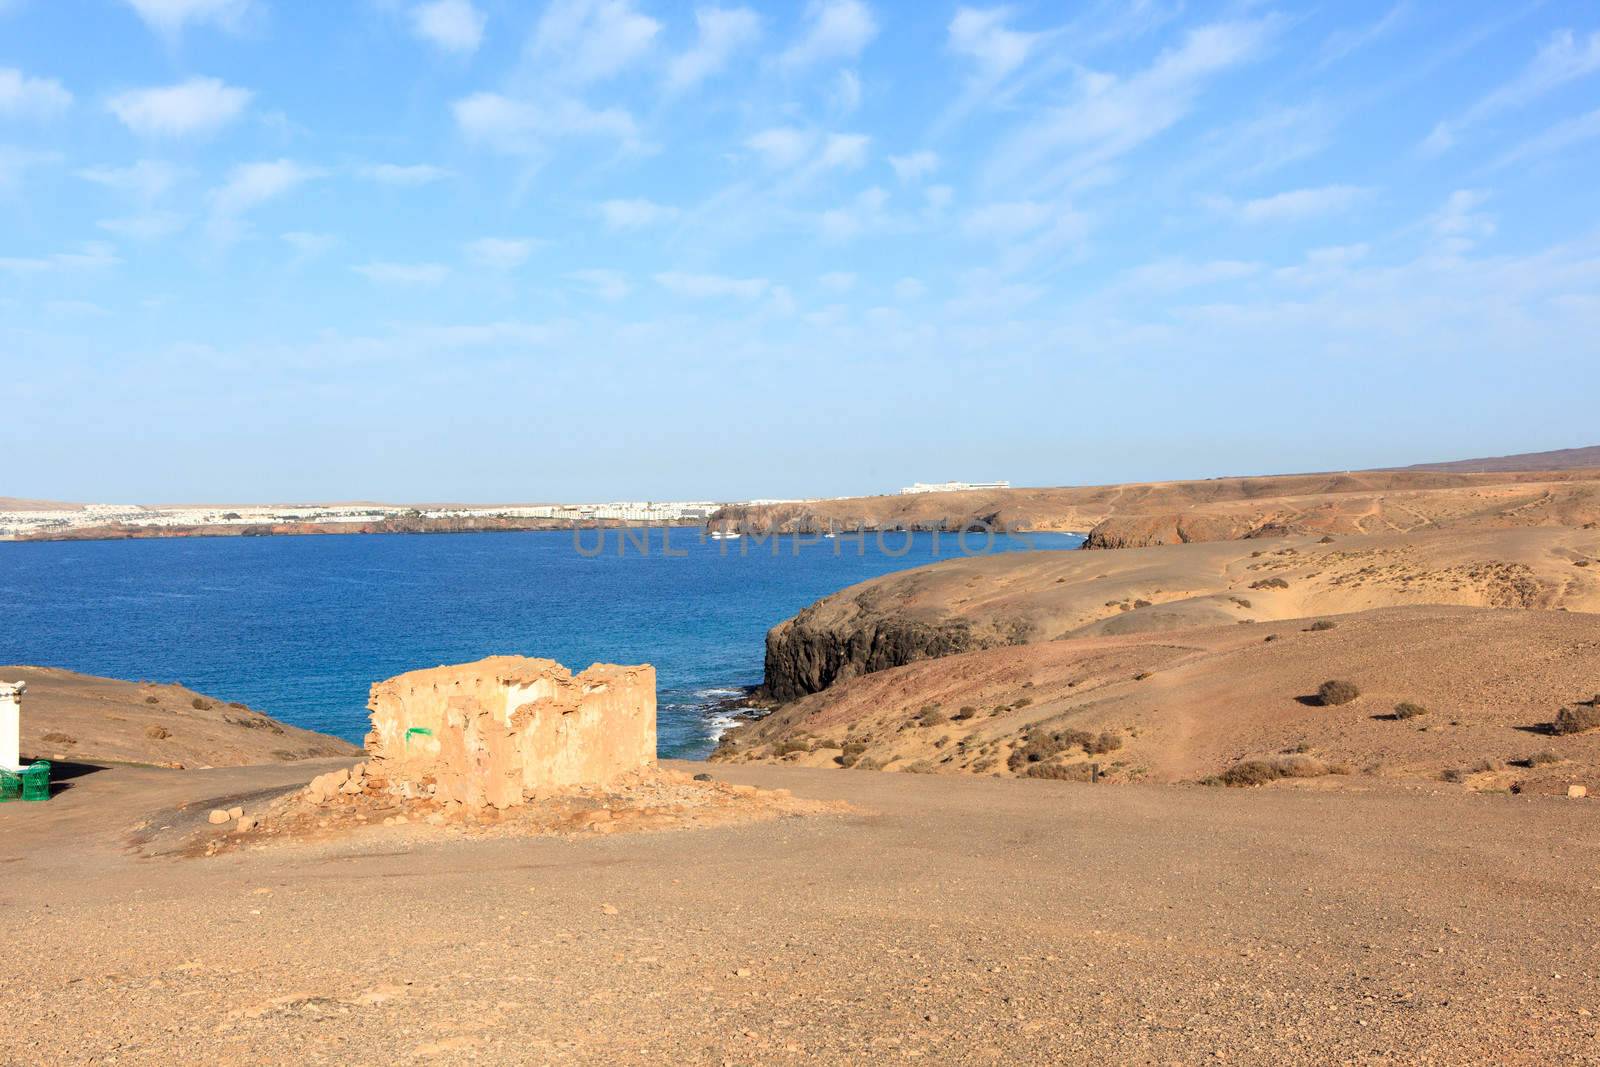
[1012,696,1033,708]
[1085,730,1122,755]
[1440,768,1467,783]
[1276,754,1329,778]
[1526,750,1563,767]
[1392,701,1427,720]
[1025,762,1094,782]
[191,697,212,710]
[1317,680,1360,706]
[41,731,76,745]
[1263,634,1279,643]
[1250,577,1290,590]
[1307,620,1337,632]
[1552,703,1600,735]
[145,724,171,740]
[1132,599,1153,609]
[953,706,977,721]
[991,704,1009,716]
[1215,760,1284,787]
[771,738,810,756]
[1133,671,1152,681]
[838,741,870,768]
[1318,535,1335,544]
[144,695,160,704]
[920,707,949,727]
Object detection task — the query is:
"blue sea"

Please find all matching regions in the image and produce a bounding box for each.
[0,528,1083,757]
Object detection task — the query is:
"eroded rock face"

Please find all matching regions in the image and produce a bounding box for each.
[365,656,656,809]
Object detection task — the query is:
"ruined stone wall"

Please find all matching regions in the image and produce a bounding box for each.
[365,656,656,809]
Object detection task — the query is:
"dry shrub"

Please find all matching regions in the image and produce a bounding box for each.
[1307,620,1337,632]
[1212,760,1283,787]
[1210,754,1329,786]
[1525,750,1563,767]
[1132,599,1153,608]
[1250,577,1290,590]
[40,731,76,745]
[1025,762,1094,782]
[1392,701,1427,720]
[1085,730,1122,755]
[191,697,212,710]
[1317,680,1361,706]
[144,724,170,740]
[771,738,810,757]
[1133,671,1152,681]
[1552,703,1600,735]
[144,695,160,705]
[838,741,870,768]
[1440,768,1467,783]
[1012,695,1033,708]
[920,706,949,727]
[953,706,977,721]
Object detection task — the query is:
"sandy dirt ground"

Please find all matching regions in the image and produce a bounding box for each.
[3,756,1599,1064]
[724,604,1600,786]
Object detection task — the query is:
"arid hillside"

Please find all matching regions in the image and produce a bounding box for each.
[1396,443,1600,473]
[719,604,1600,791]
[708,468,1600,545]
[759,527,1600,701]
[4,666,358,768]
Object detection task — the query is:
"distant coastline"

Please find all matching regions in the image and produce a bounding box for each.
[1,515,702,544]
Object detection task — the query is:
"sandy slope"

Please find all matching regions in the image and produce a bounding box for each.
[721,604,1600,789]
[2,756,1598,1064]
[760,527,1600,700]
[2,666,358,768]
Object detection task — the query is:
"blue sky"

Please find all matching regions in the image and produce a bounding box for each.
[3,0,1598,503]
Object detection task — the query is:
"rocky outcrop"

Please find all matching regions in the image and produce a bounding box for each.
[364,656,656,810]
[761,576,1040,701]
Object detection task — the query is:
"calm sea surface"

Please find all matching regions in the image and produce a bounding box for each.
[0,528,1083,757]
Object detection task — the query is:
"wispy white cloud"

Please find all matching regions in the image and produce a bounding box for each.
[359,163,453,186]
[818,271,856,292]
[1119,258,1261,291]
[453,92,636,155]
[0,147,59,192]
[98,213,184,241]
[0,241,120,273]
[1495,106,1600,168]
[781,0,877,69]
[411,0,485,55]
[666,6,760,92]
[464,237,537,269]
[962,199,1084,242]
[208,160,321,238]
[354,261,450,285]
[0,67,72,119]
[121,0,250,37]
[888,150,938,182]
[108,77,252,138]
[1429,189,1495,254]
[655,271,768,299]
[568,268,630,300]
[831,69,862,113]
[892,277,925,300]
[1423,30,1600,154]
[77,160,182,201]
[984,18,1275,194]
[599,198,678,229]
[1215,184,1368,225]
[530,0,661,85]
[282,231,337,257]
[1317,1,1411,69]
[746,127,814,168]
[949,6,1040,83]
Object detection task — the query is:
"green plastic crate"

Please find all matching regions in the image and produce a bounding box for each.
[0,769,19,802]
[20,762,50,802]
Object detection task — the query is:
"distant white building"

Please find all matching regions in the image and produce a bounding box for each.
[899,481,1012,495]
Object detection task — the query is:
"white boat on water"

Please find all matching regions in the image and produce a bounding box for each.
[709,530,741,540]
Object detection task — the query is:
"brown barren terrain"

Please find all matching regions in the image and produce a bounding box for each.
[3,666,358,768]
[4,755,1599,1063]
[710,467,1600,547]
